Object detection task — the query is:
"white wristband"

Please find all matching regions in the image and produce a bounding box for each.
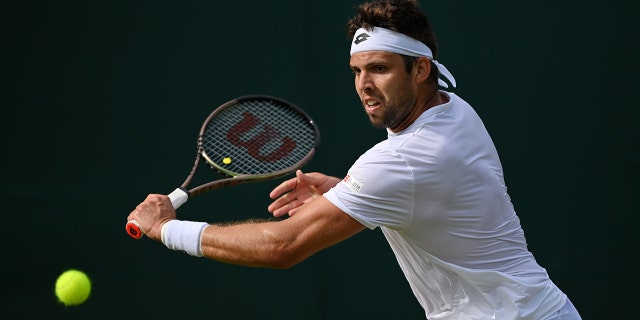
[161,220,209,257]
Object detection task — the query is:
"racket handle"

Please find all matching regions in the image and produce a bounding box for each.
[126,220,144,239]
[126,188,189,239]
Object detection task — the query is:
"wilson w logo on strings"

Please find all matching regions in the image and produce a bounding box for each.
[226,111,296,162]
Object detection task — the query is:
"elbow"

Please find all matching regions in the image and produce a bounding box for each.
[265,246,307,270]
[269,259,296,270]
[261,231,309,269]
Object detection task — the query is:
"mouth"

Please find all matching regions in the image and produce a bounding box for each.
[364,98,381,113]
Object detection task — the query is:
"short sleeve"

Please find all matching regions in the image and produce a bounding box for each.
[324,148,415,230]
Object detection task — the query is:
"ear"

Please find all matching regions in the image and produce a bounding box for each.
[414,57,432,84]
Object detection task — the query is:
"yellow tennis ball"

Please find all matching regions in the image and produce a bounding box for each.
[222,157,232,164]
[55,269,91,306]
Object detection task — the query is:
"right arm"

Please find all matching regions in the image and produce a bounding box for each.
[201,196,365,269]
[127,170,362,269]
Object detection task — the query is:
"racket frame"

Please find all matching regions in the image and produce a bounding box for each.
[126,95,320,239]
[184,95,320,199]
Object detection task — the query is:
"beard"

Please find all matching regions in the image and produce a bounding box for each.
[368,88,416,130]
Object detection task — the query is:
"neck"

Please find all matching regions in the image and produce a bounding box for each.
[389,88,445,133]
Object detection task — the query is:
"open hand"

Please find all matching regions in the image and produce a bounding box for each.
[268,170,341,217]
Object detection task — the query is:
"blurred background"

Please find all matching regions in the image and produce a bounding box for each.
[3,0,637,319]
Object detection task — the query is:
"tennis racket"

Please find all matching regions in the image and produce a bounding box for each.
[126,95,320,239]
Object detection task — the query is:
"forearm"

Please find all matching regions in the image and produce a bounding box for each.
[161,197,365,269]
[199,222,306,269]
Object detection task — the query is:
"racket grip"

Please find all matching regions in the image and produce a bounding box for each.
[126,188,188,239]
[126,220,144,239]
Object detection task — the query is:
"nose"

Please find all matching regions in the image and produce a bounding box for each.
[356,71,373,93]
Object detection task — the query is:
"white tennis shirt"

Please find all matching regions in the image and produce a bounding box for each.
[324,92,566,319]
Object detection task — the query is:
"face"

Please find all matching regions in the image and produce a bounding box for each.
[349,51,417,130]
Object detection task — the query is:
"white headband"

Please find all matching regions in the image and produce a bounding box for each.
[350,27,456,88]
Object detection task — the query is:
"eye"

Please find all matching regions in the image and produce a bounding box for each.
[374,65,386,72]
[351,68,361,75]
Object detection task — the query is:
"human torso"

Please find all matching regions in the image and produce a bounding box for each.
[324,91,566,319]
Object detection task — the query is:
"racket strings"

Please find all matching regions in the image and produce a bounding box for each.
[202,99,316,176]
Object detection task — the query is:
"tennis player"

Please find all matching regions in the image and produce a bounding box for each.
[128,0,581,318]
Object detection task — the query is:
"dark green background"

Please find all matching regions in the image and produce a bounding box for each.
[3,0,637,319]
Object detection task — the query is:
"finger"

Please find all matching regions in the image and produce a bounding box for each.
[271,200,302,217]
[269,176,297,199]
[267,200,283,213]
[272,208,288,218]
[268,191,288,212]
[268,193,292,213]
[268,190,302,213]
[297,170,323,187]
[127,202,145,221]
[295,170,316,186]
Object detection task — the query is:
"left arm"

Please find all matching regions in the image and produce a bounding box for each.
[268,170,342,217]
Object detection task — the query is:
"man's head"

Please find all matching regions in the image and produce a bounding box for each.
[347,0,449,132]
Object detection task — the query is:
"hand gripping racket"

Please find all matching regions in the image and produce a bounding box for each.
[126,95,320,239]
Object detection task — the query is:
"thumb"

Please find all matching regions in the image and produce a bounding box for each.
[296,170,319,185]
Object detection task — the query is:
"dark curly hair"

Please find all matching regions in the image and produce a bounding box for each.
[346,0,439,82]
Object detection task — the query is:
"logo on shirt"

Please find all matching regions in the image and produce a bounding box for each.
[343,174,363,193]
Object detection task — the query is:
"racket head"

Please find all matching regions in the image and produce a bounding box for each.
[199,95,320,181]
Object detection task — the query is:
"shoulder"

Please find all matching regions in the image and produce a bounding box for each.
[326,146,416,229]
[326,152,416,229]
[352,143,415,185]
